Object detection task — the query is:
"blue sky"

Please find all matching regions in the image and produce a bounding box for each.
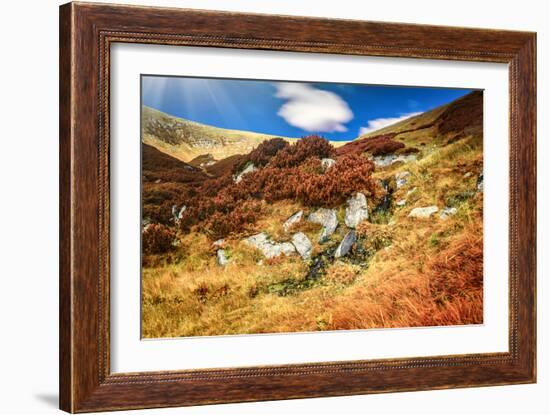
[142,75,474,142]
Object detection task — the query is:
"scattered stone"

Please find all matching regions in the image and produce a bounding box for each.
[244,232,296,259]
[334,230,357,258]
[321,158,336,171]
[213,239,225,247]
[291,232,313,259]
[216,249,229,266]
[440,207,458,220]
[283,210,303,232]
[308,208,338,243]
[177,205,186,221]
[407,187,417,196]
[154,178,162,184]
[345,193,369,228]
[234,163,257,183]
[463,172,473,178]
[477,173,484,192]
[408,206,439,219]
[395,171,411,189]
[172,205,187,223]
[396,199,407,207]
[373,154,417,168]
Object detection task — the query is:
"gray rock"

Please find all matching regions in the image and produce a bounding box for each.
[212,239,225,247]
[406,187,417,196]
[477,173,484,192]
[408,206,439,219]
[334,230,357,258]
[154,178,162,184]
[463,172,473,178]
[291,232,313,259]
[440,207,458,220]
[244,232,296,259]
[396,199,407,207]
[308,208,338,242]
[234,163,257,183]
[344,193,369,228]
[172,205,187,223]
[321,158,336,171]
[373,154,417,168]
[283,210,303,232]
[216,249,229,266]
[395,171,411,189]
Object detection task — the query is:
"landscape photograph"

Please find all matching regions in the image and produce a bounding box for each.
[140,75,484,339]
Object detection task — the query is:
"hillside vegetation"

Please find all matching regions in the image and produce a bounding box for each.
[142,106,298,162]
[141,91,484,338]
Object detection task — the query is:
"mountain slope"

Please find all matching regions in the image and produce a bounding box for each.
[357,91,482,145]
[142,106,297,162]
[336,91,482,163]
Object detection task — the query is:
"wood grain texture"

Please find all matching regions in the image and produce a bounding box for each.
[59,2,537,412]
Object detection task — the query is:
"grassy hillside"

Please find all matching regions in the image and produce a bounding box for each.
[142,106,298,162]
[141,91,484,338]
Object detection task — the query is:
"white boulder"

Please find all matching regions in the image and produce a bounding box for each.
[291,232,313,259]
[244,232,296,259]
[408,206,439,219]
[283,210,303,232]
[234,163,257,183]
[344,193,369,228]
[308,208,338,243]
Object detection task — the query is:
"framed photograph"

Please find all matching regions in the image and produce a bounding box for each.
[59,2,536,412]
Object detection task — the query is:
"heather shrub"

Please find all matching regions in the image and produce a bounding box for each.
[269,135,335,168]
[142,224,177,255]
[336,134,405,157]
[206,199,263,239]
[296,154,376,206]
[234,138,289,173]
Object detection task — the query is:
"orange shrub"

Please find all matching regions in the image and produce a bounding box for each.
[234,138,289,173]
[142,224,176,255]
[296,154,376,206]
[336,134,405,157]
[206,199,263,239]
[268,135,335,168]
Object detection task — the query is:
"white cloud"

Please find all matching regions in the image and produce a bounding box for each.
[358,112,421,136]
[274,83,353,133]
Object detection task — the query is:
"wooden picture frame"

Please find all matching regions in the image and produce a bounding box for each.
[59,2,536,412]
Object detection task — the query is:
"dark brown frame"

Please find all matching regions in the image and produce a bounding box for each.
[59,2,536,412]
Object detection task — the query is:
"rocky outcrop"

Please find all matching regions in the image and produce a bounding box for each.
[373,154,417,168]
[308,208,338,243]
[283,210,303,232]
[395,171,411,189]
[216,249,229,266]
[335,230,357,258]
[440,207,458,220]
[321,158,336,171]
[234,163,257,183]
[172,205,187,223]
[408,206,439,219]
[291,232,313,259]
[244,232,296,259]
[344,193,369,228]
